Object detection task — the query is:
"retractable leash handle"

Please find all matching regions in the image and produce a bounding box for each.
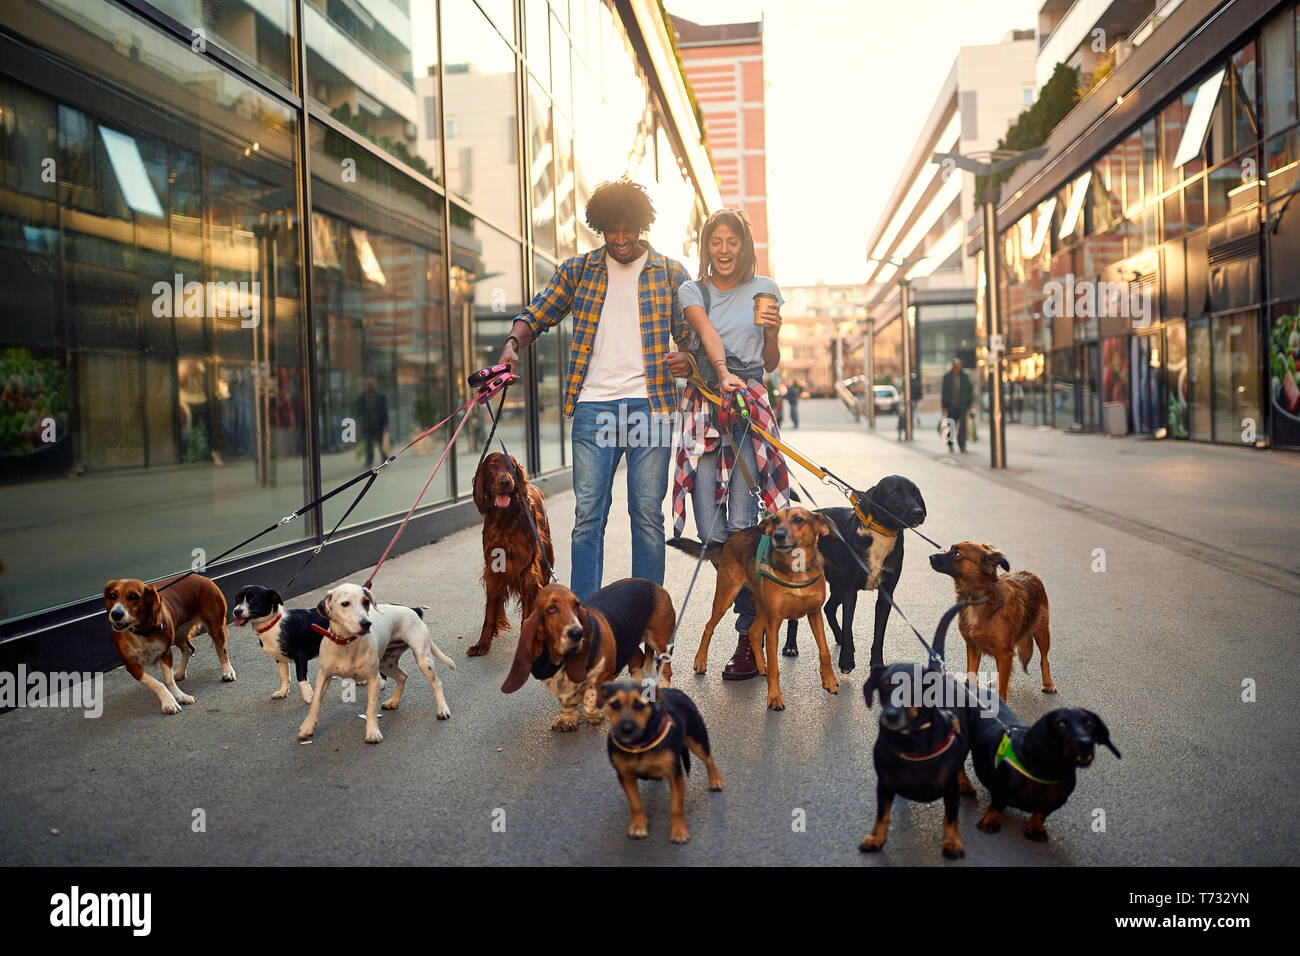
[468,363,512,388]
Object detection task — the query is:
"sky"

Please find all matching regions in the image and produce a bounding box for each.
[665,0,1045,287]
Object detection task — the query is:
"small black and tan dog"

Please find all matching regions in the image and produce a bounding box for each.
[602,680,724,844]
[783,475,927,672]
[967,700,1120,841]
[859,603,976,859]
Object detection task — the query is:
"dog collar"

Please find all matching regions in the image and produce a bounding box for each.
[611,715,674,754]
[129,623,162,637]
[995,732,1060,784]
[854,507,897,538]
[256,613,282,635]
[311,622,358,646]
[756,534,824,589]
[891,714,961,761]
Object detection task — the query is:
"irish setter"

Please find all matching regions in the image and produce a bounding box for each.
[468,451,555,656]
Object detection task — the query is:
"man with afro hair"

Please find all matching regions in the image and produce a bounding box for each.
[498,178,693,600]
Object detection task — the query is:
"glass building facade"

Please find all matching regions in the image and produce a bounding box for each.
[985,1,1300,450]
[0,0,712,630]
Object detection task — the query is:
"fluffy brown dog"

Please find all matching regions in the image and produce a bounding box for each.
[500,579,674,731]
[669,507,835,711]
[929,542,1057,701]
[469,451,554,657]
[103,575,234,714]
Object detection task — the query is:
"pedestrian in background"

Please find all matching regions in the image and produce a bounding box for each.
[940,357,973,453]
[786,378,800,429]
[498,179,692,599]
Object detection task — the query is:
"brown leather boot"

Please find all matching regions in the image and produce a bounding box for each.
[722,632,758,681]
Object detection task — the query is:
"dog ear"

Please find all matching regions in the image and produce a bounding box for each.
[316,588,331,619]
[759,512,780,536]
[362,586,382,613]
[862,667,885,709]
[981,544,1010,573]
[140,585,162,626]
[1085,710,1121,758]
[104,580,119,600]
[472,456,492,513]
[509,455,528,483]
[268,589,283,608]
[501,604,544,693]
[813,514,833,538]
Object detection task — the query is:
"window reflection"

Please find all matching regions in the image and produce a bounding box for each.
[151,0,295,87]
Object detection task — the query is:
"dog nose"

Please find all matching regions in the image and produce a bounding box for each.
[909,507,925,522]
[618,719,638,736]
[359,619,371,633]
[566,626,583,641]
[772,530,790,545]
[110,608,125,620]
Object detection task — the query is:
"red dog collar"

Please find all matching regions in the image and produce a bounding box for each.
[611,715,674,754]
[892,715,962,762]
[256,613,282,634]
[311,622,357,645]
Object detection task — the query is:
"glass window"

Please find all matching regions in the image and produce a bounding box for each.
[1174,70,1224,170]
[1263,6,1296,137]
[528,80,556,255]
[1231,41,1259,156]
[449,219,524,489]
[1212,310,1262,442]
[476,0,518,44]
[1164,321,1189,438]
[1187,317,1212,439]
[1163,189,1184,241]
[526,0,551,88]
[151,0,295,87]
[533,254,564,473]
[555,115,576,257]
[1185,174,1206,231]
[310,127,450,527]
[443,0,522,232]
[1123,128,1142,214]
[1142,119,1158,202]
[0,2,308,623]
[551,12,573,120]
[304,0,442,186]
[1160,99,1185,187]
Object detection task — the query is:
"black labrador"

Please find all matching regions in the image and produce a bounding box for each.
[783,475,926,672]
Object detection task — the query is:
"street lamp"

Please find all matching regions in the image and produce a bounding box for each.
[930,146,1046,469]
[866,255,927,441]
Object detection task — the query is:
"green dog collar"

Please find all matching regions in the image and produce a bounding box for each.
[994,732,1060,785]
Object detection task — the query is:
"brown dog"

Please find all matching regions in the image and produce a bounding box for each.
[103,575,234,714]
[469,451,554,657]
[929,542,1057,701]
[500,578,674,731]
[669,507,836,710]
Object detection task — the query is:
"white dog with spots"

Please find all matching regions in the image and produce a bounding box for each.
[299,583,454,744]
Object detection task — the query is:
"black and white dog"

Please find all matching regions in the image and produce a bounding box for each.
[230,585,326,703]
[783,475,927,673]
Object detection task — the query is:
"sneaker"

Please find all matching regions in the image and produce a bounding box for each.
[722,632,758,680]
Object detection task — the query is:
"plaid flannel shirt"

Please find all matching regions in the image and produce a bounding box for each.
[518,244,693,418]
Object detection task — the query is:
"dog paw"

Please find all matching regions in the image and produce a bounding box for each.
[381,699,399,710]
[627,819,648,839]
[766,693,785,711]
[858,834,885,852]
[175,691,195,705]
[1024,821,1049,842]
[822,678,839,695]
[670,824,690,844]
[958,772,976,797]
[838,651,856,674]
[161,698,182,715]
[466,641,491,657]
[297,724,315,740]
[942,838,966,859]
[976,811,1002,834]
[437,705,451,720]
[1041,683,1058,694]
[222,668,237,682]
[551,714,580,732]
[272,687,289,699]
[708,775,725,792]
[174,673,187,683]
[365,728,383,744]
[781,645,798,658]
[300,687,314,704]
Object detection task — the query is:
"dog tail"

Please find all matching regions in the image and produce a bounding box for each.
[932,601,965,664]
[408,605,431,619]
[666,537,723,563]
[1016,632,1034,672]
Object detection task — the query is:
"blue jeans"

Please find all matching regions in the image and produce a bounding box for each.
[569,399,672,600]
[689,424,758,635]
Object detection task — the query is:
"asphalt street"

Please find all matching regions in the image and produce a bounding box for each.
[2,400,1296,866]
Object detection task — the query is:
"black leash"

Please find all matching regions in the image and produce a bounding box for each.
[482,392,560,586]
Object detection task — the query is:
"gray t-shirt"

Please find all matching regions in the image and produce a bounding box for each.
[678,275,784,367]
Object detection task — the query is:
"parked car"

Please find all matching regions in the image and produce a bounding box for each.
[872,384,900,414]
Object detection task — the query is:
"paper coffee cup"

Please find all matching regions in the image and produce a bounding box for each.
[753,292,778,325]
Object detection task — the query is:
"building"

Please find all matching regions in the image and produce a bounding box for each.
[670,13,771,275]
[975,0,1300,449]
[858,29,1039,400]
[778,281,870,393]
[0,0,720,672]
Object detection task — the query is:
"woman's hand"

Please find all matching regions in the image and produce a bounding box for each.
[757,302,782,332]
[718,370,745,394]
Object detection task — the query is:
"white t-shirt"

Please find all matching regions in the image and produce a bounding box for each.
[577,248,651,403]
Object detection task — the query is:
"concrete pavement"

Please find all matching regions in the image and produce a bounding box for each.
[1,400,1296,865]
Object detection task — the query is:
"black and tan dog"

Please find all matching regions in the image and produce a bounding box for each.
[501,578,674,731]
[929,541,1056,701]
[603,680,723,843]
[782,476,927,672]
[859,603,976,859]
[669,507,835,711]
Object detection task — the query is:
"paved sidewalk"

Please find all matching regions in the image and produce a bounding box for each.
[1,401,1296,866]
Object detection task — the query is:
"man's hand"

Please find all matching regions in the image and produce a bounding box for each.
[498,340,520,378]
[664,351,691,378]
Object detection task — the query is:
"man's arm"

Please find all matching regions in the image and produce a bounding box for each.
[498,258,578,375]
